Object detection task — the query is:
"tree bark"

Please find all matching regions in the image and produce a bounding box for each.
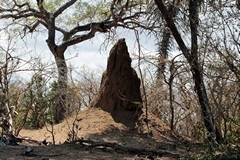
[45,11,68,123]
[53,50,68,123]
[154,0,223,142]
[188,0,222,142]
[169,77,174,130]
[191,66,222,142]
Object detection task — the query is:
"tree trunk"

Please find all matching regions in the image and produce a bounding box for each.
[53,51,67,123]
[188,0,222,142]
[0,53,14,136]
[169,78,174,131]
[191,66,222,142]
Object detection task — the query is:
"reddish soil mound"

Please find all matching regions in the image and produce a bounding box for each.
[91,39,143,127]
[19,108,173,147]
[6,108,184,160]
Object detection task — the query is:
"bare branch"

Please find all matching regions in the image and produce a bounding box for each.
[60,28,98,49]
[0,0,43,20]
[23,20,40,33]
[12,0,30,9]
[53,0,77,18]
[36,0,48,15]
[154,0,190,57]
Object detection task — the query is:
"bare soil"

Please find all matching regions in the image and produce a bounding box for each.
[0,108,186,160]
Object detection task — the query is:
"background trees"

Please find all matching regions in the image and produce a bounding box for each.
[151,0,239,142]
[154,0,223,142]
[0,0,151,122]
[0,31,26,137]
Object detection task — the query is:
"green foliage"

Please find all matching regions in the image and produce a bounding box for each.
[66,1,111,26]
[46,80,57,124]
[44,0,65,12]
[188,141,240,160]
[194,123,206,141]
[6,0,113,30]
[15,74,56,129]
[18,0,112,30]
[24,74,46,128]
[225,124,240,143]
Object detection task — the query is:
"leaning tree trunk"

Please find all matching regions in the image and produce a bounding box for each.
[191,65,223,142]
[53,52,68,123]
[188,0,222,142]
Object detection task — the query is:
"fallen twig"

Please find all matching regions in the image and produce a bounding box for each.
[72,139,185,158]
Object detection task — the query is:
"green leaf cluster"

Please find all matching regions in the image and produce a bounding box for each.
[66,1,112,26]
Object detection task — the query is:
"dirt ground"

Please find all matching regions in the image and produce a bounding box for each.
[0,108,187,160]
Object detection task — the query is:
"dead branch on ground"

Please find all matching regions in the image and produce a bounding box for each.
[72,139,186,158]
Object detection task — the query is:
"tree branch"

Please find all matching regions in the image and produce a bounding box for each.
[36,0,48,15]
[189,0,199,60]
[12,0,31,9]
[53,0,77,18]
[23,20,40,33]
[60,28,98,49]
[0,0,44,20]
[154,0,190,59]
[60,13,145,48]
[46,14,57,53]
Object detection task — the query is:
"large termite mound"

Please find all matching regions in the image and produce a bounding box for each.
[91,39,142,127]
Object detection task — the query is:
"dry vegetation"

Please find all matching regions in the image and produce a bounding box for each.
[0,0,240,160]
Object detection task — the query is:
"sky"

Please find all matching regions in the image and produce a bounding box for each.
[0,0,164,83]
[0,27,158,82]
